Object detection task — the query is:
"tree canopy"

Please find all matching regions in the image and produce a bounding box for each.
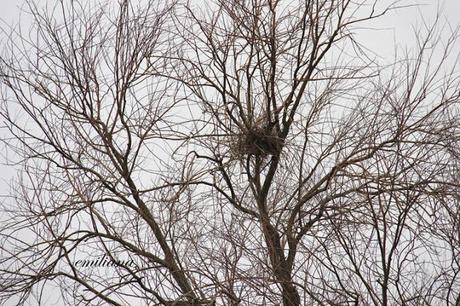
[0,0,459,305]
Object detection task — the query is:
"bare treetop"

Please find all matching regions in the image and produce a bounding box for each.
[0,0,459,305]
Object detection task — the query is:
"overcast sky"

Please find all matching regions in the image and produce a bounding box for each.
[1,0,460,48]
[0,1,459,213]
[0,1,459,304]
[0,0,459,234]
[0,0,458,216]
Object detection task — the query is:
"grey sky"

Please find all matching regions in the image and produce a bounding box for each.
[1,1,460,45]
[0,1,459,218]
[0,1,459,305]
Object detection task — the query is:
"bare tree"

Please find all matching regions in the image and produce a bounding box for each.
[0,0,459,305]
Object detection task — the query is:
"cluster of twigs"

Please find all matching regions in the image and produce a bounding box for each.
[229,123,283,158]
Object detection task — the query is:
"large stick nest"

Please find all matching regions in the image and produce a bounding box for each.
[229,123,283,158]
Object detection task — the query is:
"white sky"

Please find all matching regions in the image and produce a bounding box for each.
[0,0,459,305]
[1,0,459,51]
[0,0,457,190]
[0,0,459,243]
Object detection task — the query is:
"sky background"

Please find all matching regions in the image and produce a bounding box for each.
[0,1,459,195]
[0,0,459,305]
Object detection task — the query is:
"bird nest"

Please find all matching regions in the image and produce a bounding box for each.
[229,125,283,158]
